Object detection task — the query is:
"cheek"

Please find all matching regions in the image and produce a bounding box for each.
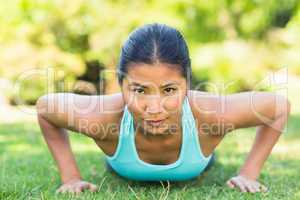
[167,100,180,109]
[164,98,181,111]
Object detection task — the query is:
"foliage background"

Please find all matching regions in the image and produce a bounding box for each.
[0,0,299,104]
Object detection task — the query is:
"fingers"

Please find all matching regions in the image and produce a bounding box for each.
[56,182,98,195]
[230,177,247,193]
[74,186,83,195]
[56,188,63,194]
[252,182,261,192]
[79,182,98,192]
[246,180,268,193]
[226,180,235,188]
[245,182,259,193]
[259,184,268,192]
[88,183,98,192]
[56,184,71,194]
[226,176,269,193]
[252,182,263,193]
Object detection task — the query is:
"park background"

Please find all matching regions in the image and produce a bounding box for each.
[0,0,300,199]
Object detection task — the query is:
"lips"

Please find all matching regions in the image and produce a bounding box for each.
[145,118,166,127]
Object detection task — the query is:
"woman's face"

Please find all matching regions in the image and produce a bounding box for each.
[121,62,188,135]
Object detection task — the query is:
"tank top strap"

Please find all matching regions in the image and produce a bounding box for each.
[182,96,195,140]
[106,105,136,162]
[182,96,213,161]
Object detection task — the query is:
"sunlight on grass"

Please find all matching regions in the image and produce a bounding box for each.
[0,135,6,142]
[6,144,42,154]
[273,140,300,156]
[1,120,299,199]
[71,142,101,153]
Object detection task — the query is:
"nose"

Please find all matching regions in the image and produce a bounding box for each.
[145,95,163,114]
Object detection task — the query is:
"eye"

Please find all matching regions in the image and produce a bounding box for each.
[133,88,145,94]
[164,87,177,94]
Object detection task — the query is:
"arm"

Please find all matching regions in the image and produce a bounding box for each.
[221,91,291,192]
[37,114,82,184]
[36,92,123,193]
[189,90,290,192]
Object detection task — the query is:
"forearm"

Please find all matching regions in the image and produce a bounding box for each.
[37,114,82,183]
[239,114,288,180]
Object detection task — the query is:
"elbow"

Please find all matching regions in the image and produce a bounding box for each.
[36,94,47,115]
[36,94,54,118]
[276,95,291,119]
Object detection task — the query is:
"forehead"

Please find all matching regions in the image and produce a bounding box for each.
[125,62,185,86]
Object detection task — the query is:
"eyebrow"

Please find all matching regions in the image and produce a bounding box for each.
[128,81,179,88]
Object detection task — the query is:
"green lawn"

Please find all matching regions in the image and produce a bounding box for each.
[0,116,300,200]
[0,113,299,200]
[1,75,300,200]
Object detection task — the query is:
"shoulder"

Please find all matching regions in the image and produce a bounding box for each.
[36,92,126,140]
[85,92,126,141]
[187,90,222,124]
[187,90,234,137]
[102,92,126,112]
[100,92,126,125]
[187,90,290,132]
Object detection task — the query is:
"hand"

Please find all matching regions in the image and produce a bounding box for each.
[56,178,98,194]
[226,175,268,193]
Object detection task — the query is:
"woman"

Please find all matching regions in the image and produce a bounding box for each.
[36,23,290,194]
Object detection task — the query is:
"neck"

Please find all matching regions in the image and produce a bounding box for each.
[134,120,182,140]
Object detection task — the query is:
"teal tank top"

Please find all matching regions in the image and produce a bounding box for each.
[105,96,213,181]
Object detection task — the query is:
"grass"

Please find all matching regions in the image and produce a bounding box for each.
[0,113,299,200]
[1,75,300,199]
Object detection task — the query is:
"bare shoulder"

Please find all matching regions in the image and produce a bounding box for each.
[99,92,126,115]
[97,92,126,121]
[37,92,126,140]
[186,90,290,133]
[91,92,126,132]
[187,90,222,124]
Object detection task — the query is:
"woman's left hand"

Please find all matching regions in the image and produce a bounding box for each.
[226,175,268,193]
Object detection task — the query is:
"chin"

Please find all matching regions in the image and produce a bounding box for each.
[143,126,169,135]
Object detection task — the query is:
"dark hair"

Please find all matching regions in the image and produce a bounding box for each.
[117,23,192,87]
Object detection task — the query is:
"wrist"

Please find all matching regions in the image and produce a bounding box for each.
[238,170,258,180]
[238,163,261,180]
[62,175,82,184]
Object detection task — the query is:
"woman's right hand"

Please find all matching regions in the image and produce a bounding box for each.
[56,178,98,194]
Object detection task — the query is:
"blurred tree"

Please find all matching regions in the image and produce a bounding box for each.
[0,0,299,104]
